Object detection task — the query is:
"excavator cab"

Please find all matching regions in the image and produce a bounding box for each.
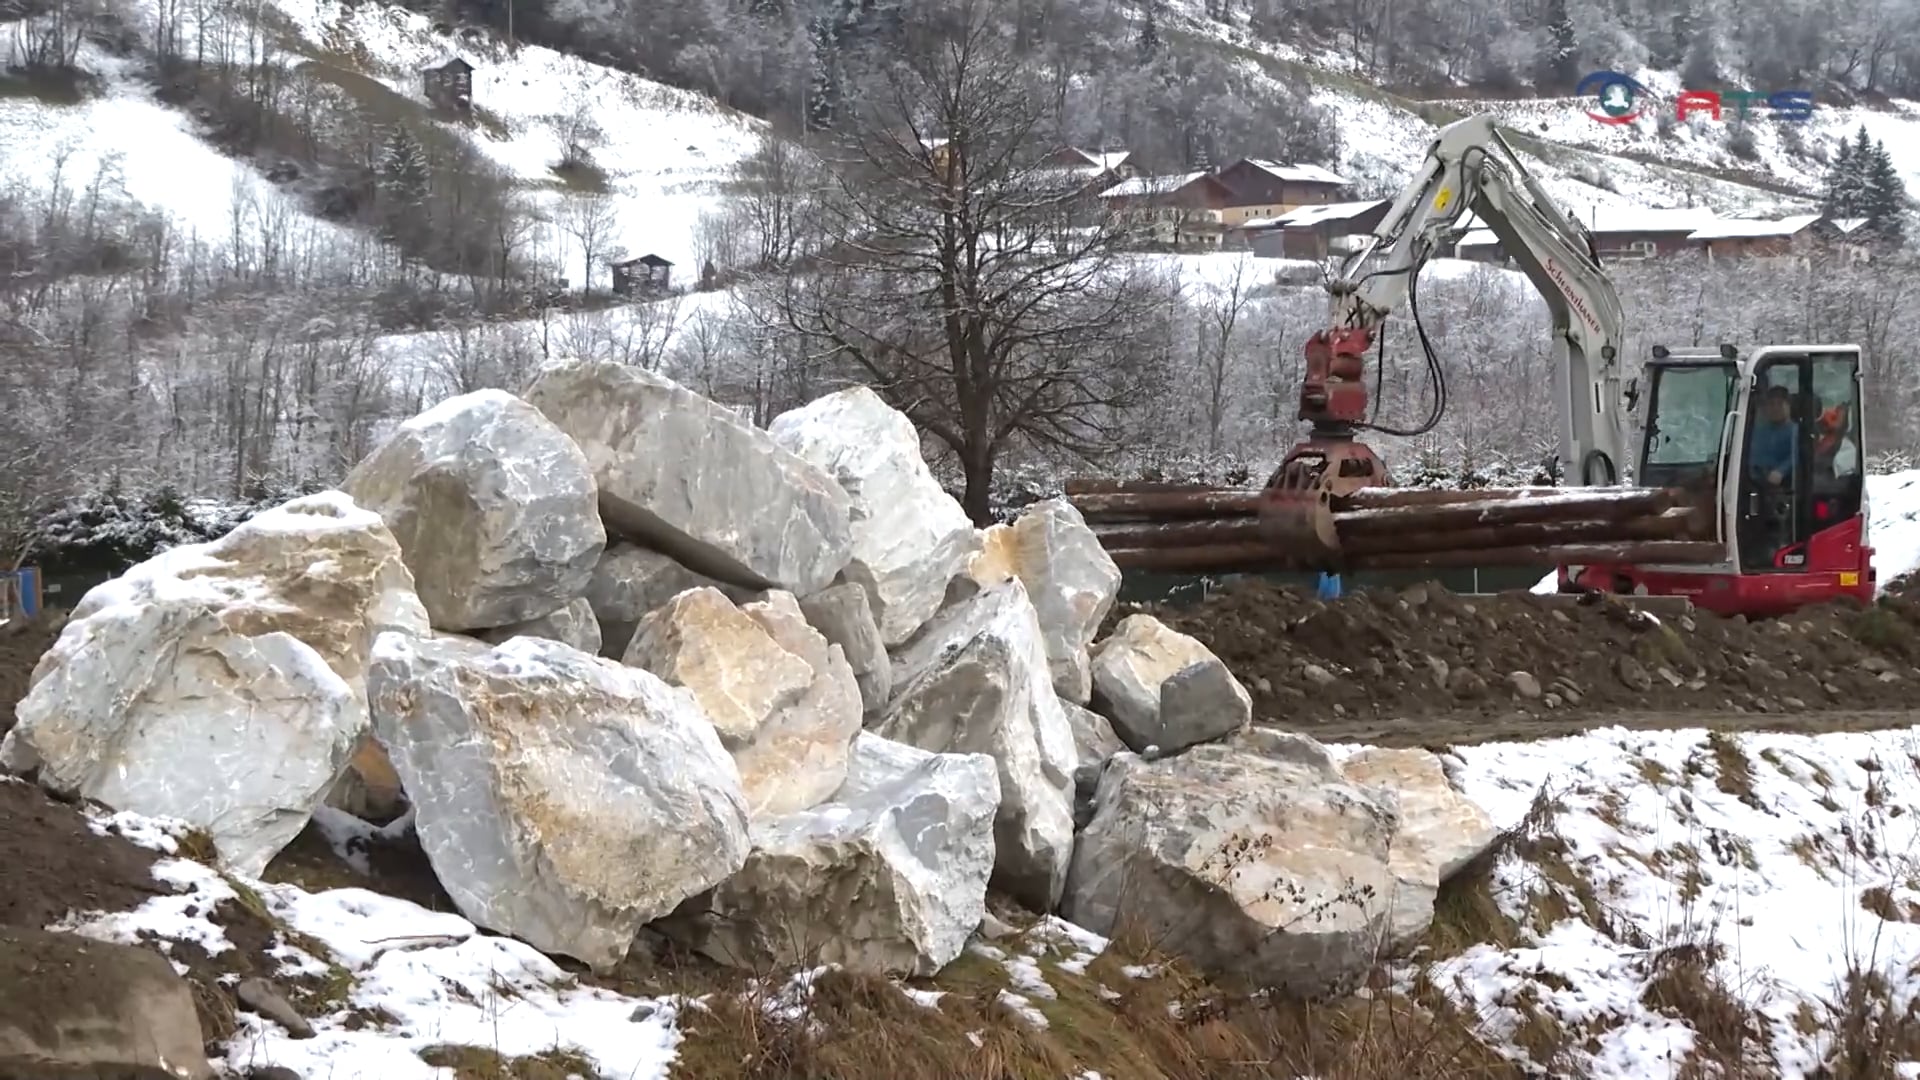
[1562,344,1874,613]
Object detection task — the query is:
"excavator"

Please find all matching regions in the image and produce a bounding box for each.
[1068,114,1876,617]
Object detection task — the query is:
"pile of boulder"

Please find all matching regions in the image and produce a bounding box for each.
[0,361,1499,991]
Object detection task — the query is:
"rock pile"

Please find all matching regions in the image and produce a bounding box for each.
[0,361,1498,998]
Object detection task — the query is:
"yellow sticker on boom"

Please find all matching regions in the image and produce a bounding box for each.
[1434,187,1453,211]
[1840,571,1860,587]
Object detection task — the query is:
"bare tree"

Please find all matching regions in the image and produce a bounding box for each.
[1194,254,1254,455]
[558,193,623,297]
[759,0,1170,523]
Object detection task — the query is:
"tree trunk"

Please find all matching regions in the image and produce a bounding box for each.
[961,444,995,527]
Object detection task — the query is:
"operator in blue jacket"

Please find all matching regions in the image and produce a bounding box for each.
[1748,385,1798,488]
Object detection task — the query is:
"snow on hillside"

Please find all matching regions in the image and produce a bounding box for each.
[1412,725,1920,1078]
[1870,470,1920,588]
[3,0,760,282]
[0,55,355,243]
[255,0,763,276]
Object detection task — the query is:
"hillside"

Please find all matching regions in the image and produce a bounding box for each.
[6,0,1920,529]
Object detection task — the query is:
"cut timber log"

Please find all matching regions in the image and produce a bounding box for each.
[1089,506,1702,554]
[1105,539,1726,573]
[1068,490,1262,521]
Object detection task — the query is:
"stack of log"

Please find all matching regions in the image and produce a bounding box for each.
[1064,479,1726,572]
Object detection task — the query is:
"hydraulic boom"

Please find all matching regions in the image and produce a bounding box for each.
[1261,113,1634,560]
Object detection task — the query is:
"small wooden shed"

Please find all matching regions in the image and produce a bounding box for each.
[612,254,673,297]
[422,55,474,115]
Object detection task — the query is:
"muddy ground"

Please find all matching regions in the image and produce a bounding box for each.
[1127,578,1920,747]
[0,610,62,742]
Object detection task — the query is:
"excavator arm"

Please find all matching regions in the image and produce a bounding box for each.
[1260,114,1633,558]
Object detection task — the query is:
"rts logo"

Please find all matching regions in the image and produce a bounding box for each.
[1577,71,1815,124]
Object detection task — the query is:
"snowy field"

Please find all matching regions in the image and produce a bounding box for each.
[1385,726,1920,1077]
[1,0,760,281]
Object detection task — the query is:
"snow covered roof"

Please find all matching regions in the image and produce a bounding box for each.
[1455,227,1500,248]
[1099,172,1209,198]
[419,52,474,72]
[1688,213,1822,240]
[1243,159,1348,186]
[1827,217,1869,233]
[1059,148,1129,172]
[1277,199,1388,227]
[1573,206,1718,234]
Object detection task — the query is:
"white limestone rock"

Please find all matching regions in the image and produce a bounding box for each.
[768,387,978,646]
[1090,614,1249,753]
[877,579,1077,910]
[367,633,750,971]
[968,499,1121,703]
[526,360,854,595]
[342,389,605,632]
[627,588,858,817]
[582,542,750,659]
[677,732,999,976]
[1,492,429,876]
[477,596,602,654]
[798,582,891,712]
[1061,742,1424,997]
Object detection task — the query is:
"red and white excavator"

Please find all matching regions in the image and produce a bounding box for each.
[1072,113,1875,618]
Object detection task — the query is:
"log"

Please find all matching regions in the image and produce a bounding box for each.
[1063,478,1232,496]
[1332,487,1675,537]
[1338,506,1702,556]
[1332,486,1567,510]
[1104,538,1726,572]
[1090,506,1703,555]
[1069,490,1262,521]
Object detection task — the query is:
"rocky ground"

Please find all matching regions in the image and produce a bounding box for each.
[4,363,1919,1079]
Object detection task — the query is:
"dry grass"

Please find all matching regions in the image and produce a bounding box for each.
[665,918,1522,1080]
[418,1044,600,1079]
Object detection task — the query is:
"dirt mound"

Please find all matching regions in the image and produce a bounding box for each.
[1129,582,1920,743]
[0,779,167,932]
[0,609,64,740]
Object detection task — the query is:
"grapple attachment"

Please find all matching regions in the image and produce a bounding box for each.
[1257,440,1390,566]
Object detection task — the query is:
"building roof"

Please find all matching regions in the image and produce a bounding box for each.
[420,53,475,72]
[1455,227,1500,248]
[1240,159,1348,186]
[1060,148,1130,172]
[1827,217,1869,234]
[615,253,674,267]
[1573,206,1717,234]
[1687,213,1821,240]
[1276,199,1388,227]
[1098,172,1210,198]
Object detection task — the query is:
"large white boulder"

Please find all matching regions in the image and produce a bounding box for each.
[768,387,979,646]
[626,588,860,817]
[1,493,429,876]
[1061,741,1439,996]
[676,733,999,976]
[367,633,750,971]
[342,389,605,631]
[967,499,1121,703]
[525,360,854,595]
[1090,614,1249,753]
[877,580,1077,911]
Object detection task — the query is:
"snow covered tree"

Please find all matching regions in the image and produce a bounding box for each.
[1537,0,1579,90]
[1825,126,1908,247]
